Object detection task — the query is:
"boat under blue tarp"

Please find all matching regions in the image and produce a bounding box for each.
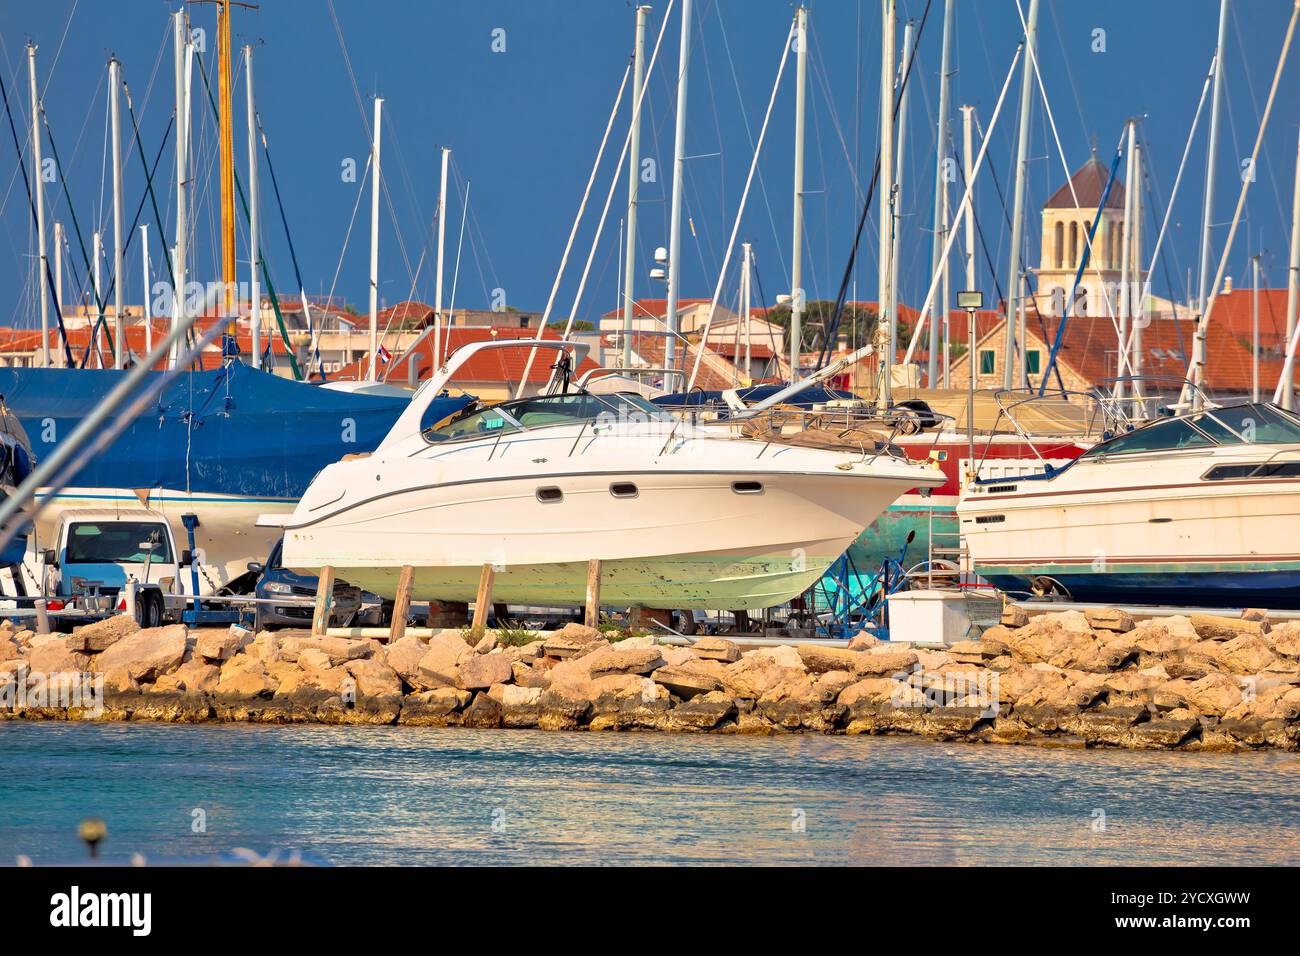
[0,364,472,499]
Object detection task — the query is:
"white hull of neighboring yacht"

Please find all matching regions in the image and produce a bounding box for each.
[958,402,1300,607]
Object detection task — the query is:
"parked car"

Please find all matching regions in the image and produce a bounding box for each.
[248,538,364,631]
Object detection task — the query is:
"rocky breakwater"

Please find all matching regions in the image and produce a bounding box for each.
[2,608,1298,750]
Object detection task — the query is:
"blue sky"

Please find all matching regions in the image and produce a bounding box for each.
[1,0,1297,333]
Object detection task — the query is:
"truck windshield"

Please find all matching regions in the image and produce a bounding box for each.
[65,522,173,564]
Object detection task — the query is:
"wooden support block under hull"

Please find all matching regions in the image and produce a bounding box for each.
[584,559,602,628]
[471,564,496,636]
[312,566,336,636]
[388,565,415,642]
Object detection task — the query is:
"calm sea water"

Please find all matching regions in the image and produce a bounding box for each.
[1,721,1298,865]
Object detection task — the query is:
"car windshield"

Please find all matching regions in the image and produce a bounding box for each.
[65,522,173,563]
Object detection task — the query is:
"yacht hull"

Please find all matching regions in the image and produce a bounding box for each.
[283,468,918,609]
[961,451,1300,608]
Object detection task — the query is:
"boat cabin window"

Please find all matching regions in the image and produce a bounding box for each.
[65,522,173,564]
[1083,418,1214,457]
[1205,461,1300,480]
[423,391,671,444]
[424,405,522,443]
[1190,404,1300,445]
[505,394,612,428]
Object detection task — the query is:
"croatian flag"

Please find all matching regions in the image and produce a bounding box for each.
[377,345,393,366]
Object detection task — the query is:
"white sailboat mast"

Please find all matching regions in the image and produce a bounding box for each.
[246,45,261,369]
[1004,0,1039,389]
[789,5,809,382]
[875,0,896,411]
[28,43,50,368]
[368,96,383,382]
[622,5,649,369]
[434,145,450,372]
[664,0,692,389]
[109,57,125,368]
[927,0,954,388]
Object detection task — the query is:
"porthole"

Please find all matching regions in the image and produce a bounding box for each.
[536,486,563,503]
[610,482,638,498]
[732,481,764,494]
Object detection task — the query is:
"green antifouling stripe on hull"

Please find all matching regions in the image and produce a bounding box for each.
[324,553,839,611]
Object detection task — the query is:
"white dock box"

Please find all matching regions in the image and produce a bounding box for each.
[885,590,974,646]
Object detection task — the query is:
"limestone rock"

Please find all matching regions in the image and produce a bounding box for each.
[488,683,543,728]
[652,664,722,699]
[297,648,332,671]
[216,661,279,697]
[384,636,438,691]
[280,635,370,665]
[344,657,403,698]
[511,662,551,689]
[27,638,90,676]
[757,676,841,731]
[1085,607,1135,633]
[153,659,220,693]
[722,657,804,699]
[743,644,804,669]
[1190,613,1267,641]
[659,646,697,667]
[847,633,883,651]
[583,646,665,677]
[1000,606,1030,628]
[542,634,609,659]
[813,670,857,702]
[659,691,736,731]
[1264,623,1300,658]
[462,692,503,728]
[1133,623,1198,656]
[194,627,253,662]
[1215,634,1277,675]
[1181,672,1243,717]
[538,683,593,730]
[399,687,471,724]
[552,622,604,645]
[458,652,513,690]
[472,631,498,654]
[416,642,464,689]
[93,625,187,682]
[690,637,741,663]
[428,628,474,654]
[68,614,139,653]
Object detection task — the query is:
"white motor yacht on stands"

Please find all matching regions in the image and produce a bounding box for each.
[266,340,945,609]
[959,399,1300,608]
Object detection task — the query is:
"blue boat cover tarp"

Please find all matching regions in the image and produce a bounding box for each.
[0,364,472,499]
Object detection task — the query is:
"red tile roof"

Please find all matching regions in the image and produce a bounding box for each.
[1205,288,1294,348]
[600,298,715,320]
[333,326,599,385]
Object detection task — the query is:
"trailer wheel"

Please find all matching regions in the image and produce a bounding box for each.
[137,590,164,628]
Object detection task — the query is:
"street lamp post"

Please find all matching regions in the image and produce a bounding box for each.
[957,290,984,482]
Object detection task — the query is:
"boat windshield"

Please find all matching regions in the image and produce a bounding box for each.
[1082,403,1300,458]
[423,391,669,443]
[1190,404,1300,444]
